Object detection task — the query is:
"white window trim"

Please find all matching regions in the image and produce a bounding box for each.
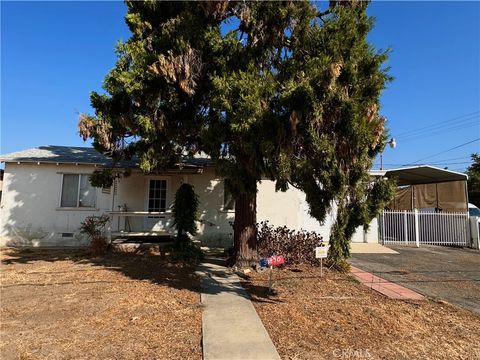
[56,207,99,211]
[58,173,97,209]
[144,176,171,213]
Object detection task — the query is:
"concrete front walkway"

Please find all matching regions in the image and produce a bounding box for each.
[196,259,280,360]
[350,243,399,254]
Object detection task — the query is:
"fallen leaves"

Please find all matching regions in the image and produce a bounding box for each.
[242,264,480,360]
[0,248,202,360]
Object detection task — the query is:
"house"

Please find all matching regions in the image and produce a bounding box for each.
[0,145,380,247]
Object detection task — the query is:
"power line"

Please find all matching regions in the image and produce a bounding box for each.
[426,161,472,165]
[394,110,480,138]
[428,161,472,165]
[394,156,471,164]
[397,116,479,140]
[427,156,472,162]
[404,138,480,165]
[373,156,473,167]
[375,161,473,167]
[398,118,479,143]
[396,113,479,140]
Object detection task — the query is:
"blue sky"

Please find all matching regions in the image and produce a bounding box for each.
[1,1,479,172]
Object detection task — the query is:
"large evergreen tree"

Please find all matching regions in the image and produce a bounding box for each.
[466,153,480,207]
[80,1,395,266]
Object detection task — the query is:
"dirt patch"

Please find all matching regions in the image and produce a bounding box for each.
[0,248,202,360]
[242,265,480,360]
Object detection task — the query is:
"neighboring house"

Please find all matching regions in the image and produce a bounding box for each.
[0,145,379,247]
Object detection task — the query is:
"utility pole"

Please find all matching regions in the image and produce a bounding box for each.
[380,138,396,170]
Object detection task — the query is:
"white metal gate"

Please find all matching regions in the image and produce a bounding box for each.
[379,210,469,247]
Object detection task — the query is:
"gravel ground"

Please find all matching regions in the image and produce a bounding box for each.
[0,248,202,360]
[242,264,480,360]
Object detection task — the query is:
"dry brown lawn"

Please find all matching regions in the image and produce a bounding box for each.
[242,264,480,360]
[0,248,202,360]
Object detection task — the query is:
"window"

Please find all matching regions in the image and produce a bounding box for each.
[60,174,96,208]
[223,182,235,211]
[148,179,167,212]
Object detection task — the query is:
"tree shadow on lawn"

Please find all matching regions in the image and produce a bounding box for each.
[241,281,284,304]
[1,247,200,293]
[1,248,278,302]
[194,257,284,303]
[234,270,285,304]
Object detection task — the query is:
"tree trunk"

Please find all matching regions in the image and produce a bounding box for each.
[233,191,258,268]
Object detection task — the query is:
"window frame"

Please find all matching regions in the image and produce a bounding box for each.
[58,173,97,209]
[147,178,168,213]
[144,176,171,214]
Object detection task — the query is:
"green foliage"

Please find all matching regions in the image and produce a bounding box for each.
[89,169,115,188]
[80,1,395,264]
[326,259,351,274]
[167,234,204,262]
[271,3,397,262]
[88,167,132,189]
[172,183,200,238]
[467,153,480,207]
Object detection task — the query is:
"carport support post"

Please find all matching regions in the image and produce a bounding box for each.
[381,211,385,245]
[404,210,408,245]
[414,209,420,248]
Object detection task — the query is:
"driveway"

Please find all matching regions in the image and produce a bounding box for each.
[350,245,480,314]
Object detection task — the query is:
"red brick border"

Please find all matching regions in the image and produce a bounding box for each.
[350,266,425,300]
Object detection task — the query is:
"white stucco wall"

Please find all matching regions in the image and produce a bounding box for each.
[257,183,378,244]
[0,163,378,247]
[189,169,235,247]
[0,163,111,246]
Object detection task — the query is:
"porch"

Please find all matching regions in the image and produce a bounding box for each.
[108,211,175,239]
[106,164,203,240]
[104,166,234,247]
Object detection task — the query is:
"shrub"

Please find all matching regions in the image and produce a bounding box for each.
[257,221,324,266]
[167,234,204,262]
[172,183,200,243]
[79,215,110,256]
[327,259,351,273]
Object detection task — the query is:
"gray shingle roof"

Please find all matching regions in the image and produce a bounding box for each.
[0,145,211,168]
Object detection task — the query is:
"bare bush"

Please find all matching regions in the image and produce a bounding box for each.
[79,215,110,256]
[257,221,324,266]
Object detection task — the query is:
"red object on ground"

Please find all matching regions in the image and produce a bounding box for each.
[268,255,285,266]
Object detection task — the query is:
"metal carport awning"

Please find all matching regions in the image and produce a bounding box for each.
[383,165,468,212]
[384,165,467,186]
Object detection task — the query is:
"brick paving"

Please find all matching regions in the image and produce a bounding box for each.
[350,265,425,300]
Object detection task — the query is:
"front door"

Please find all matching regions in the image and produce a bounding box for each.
[144,178,170,231]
